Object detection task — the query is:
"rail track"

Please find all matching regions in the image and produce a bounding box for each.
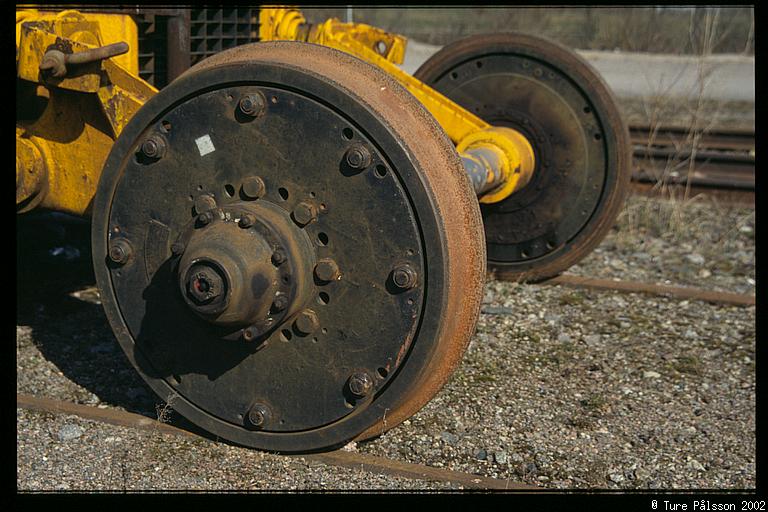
[16,393,537,491]
[629,126,755,192]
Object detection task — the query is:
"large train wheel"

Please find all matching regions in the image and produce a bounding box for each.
[415,33,631,282]
[91,42,485,452]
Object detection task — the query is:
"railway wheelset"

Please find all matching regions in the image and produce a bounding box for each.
[17,8,630,452]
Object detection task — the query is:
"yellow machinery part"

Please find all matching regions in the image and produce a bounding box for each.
[259,7,536,203]
[16,9,156,216]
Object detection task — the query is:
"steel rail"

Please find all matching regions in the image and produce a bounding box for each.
[16,393,538,491]
[538,274,755,307]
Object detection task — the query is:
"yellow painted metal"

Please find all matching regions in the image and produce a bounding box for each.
[259,6,536,203]
[457,127,536,204]
[16,8,156,216]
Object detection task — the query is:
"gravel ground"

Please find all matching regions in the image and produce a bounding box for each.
[16,194,755,491]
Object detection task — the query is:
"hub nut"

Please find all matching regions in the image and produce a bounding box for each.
[198,211,214,226]
[345,144,372,170]
[392,264,418,290]
[348,372,374,398]
[315,259,340,282]
[271,248,287,266]
[292,202,318,227]
[108,238,132,265]
[140,135,166,160]
[294,309,320,335]
[186,266,225,305]
[238,93,266,117]
[246,404,270,428]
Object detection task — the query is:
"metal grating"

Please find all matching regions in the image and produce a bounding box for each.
[190,7,260,66]
[137,14,168,88]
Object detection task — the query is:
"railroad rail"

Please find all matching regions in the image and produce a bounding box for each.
[16,393,537,491]
[629,126,755,191]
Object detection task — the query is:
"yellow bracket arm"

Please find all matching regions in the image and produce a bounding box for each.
[259,7,536,203]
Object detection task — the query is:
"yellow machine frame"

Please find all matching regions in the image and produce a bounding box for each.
[16,6,537,217]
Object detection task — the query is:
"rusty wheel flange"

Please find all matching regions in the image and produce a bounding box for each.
[415,33,631,282]
[92,42,485,452]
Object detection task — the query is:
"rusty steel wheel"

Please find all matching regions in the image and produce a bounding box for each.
[91,41,485,452]
[415,33,631,282]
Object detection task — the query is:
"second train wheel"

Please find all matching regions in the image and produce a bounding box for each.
[415,33,631,282]
[91,42,485,452]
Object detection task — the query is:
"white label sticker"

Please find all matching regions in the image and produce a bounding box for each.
[195,135,215,156]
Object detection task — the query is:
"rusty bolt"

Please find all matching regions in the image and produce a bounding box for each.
[242,326,259,341]
[241,176,266,199]
[345,144,372,170]
[140,135,166,160]
[348,372,374,398]
[392,264,418,290]
[108,238,132,265]
[198,211,214,226]
[238,93,266,117]
[271,248,286,266]
[246,404,270,428]
[272,294,289,312]
[315,259,340,282]
[292,202,318,227]
[239,213,255,228]
[294,309,320,335]
[193,194,217,215]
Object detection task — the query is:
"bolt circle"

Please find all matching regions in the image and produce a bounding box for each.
[345,144,372,169]
[241,176,266,199]
[140,135,166,159]
[108,239,132,265]
[348,372,374,398]
[392,264,418,290]
[315,259,340,282]
[238,93,265,117]
[294,309,320,335]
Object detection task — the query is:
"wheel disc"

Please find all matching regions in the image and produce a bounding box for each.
[92,42,485,452]
[415,33,631,281]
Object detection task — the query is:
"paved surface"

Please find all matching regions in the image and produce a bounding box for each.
[400,40,754,130]
[400,40,754,103]
[16,195,755,491]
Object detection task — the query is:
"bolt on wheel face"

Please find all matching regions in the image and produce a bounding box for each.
[415,33,631,282]
[91,42,485,452]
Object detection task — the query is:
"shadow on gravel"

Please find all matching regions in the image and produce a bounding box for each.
[16,212,211,438]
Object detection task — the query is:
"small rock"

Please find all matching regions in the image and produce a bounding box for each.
[340,441,358,452]
[685,253,705,265]
[474,449,487,460]
[493,451,508,464]
[688,459,705,471]
[684,329,697,339]
[698,269,712,278]
[440,431,459,444]
[643,370,661,379]
[739,225,753,235]
[557,333,571,343]
[608,472,625,483]
[58,424,83,442]
[584,334,601,347]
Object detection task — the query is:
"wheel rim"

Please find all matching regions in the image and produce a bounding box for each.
[92,42,485,452]
[415,33,631,281]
